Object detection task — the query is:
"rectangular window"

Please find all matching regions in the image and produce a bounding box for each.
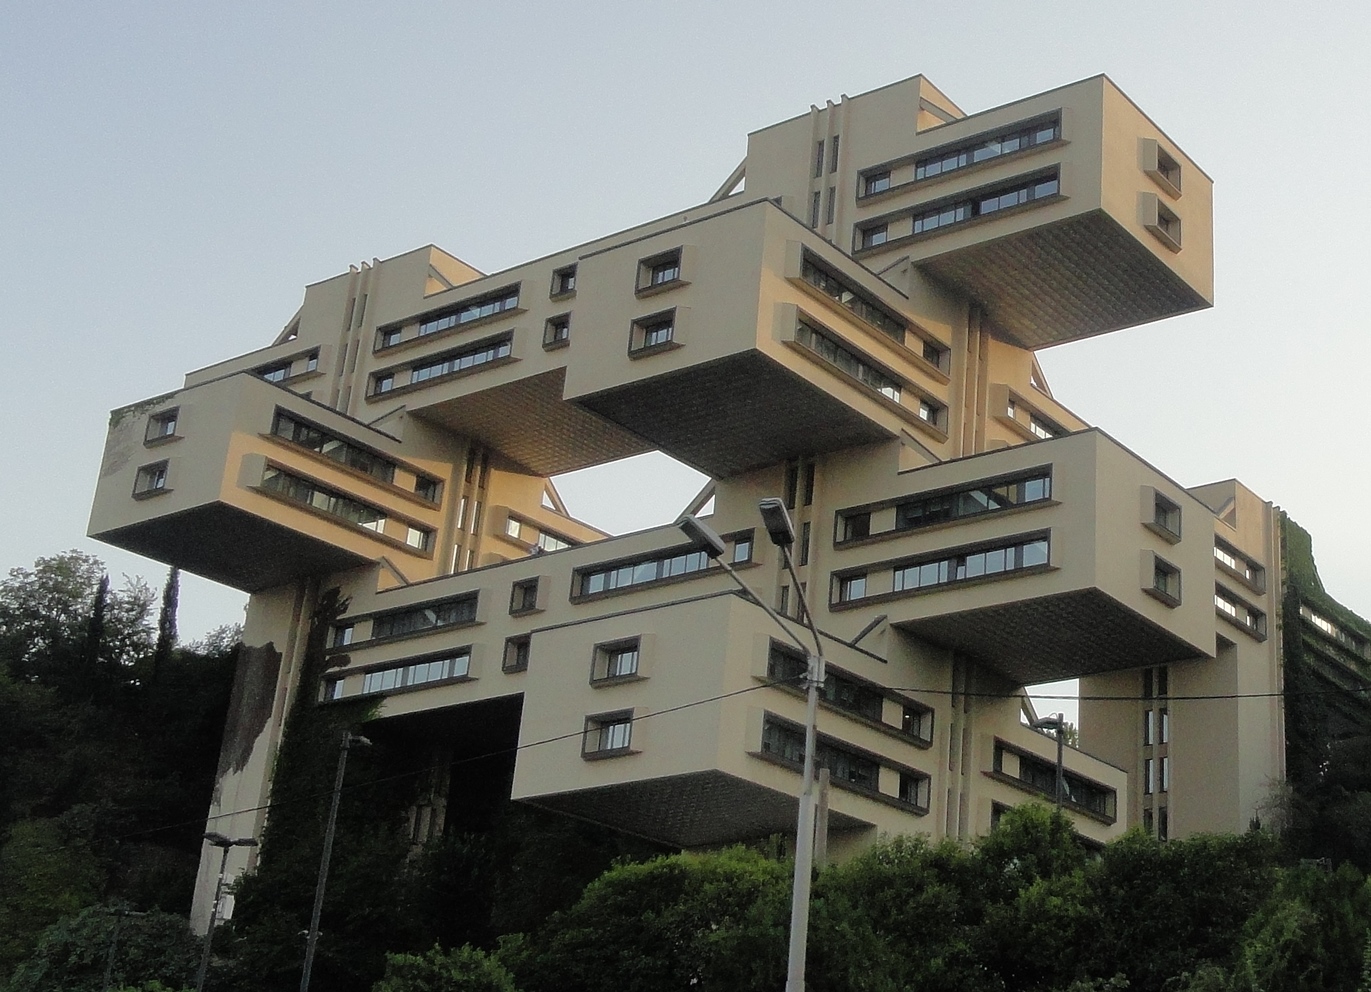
[825,186,836,225]
[731,533,753,564]
[784,460,799,509]
[914,114,1060,181]
[259,363,291,383]
[1151,557,1182,604]
[1143,668,1154,699]
[537,529,573,553]
[648,253,680,286]
[798,253,907,343]
[259,466,388,533]
[799,521,811,567]
[378,326,403,349]
[795,318,903,403]
[146,409,179,442]
[1215,541,1265,589]
[898,772,930,809]
[1144,710,1154,746]
[814,140,825,179]
[802,462,816,506]
[331,624,354,648]
[271,410,398,484]
[503,635,530,673]
[810,191,821,229]
[889,534,1050,595]
[304,351,319,373]
[405,526,433,551]
[370,595,478,640]
[1157,666,1169,698]
[133,461,169,495]
[584,712,634,756]
[902,706,933,744]
[418,286,520,336]
[360,649,471,696]
[323,678,345,701]
[842,512,871,541]
[1143,807,1154,834]
[510,578,540,614]
[1159,707,1170,744]
[544,314,571,348]
[828,134,840,173]
[551,265,577,296]
[1160,755,1171,792]
[374,373,395,394]
[593,639,641,683]
[1215,586,1267,637]
[1144,757,1155,795]
[1158,806,1169,841]
[405,335,514,387]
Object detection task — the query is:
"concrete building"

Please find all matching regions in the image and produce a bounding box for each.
[87,72,1368,929]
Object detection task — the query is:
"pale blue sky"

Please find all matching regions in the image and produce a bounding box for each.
[3,0,1369,712]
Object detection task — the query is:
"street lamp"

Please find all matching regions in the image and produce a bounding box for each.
[299,731,371,992]
[195,831,258,992]
[1030,713,1067,811]
[680,502,825,992]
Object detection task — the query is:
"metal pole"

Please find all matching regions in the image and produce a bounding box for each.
[194,845,231,992]
[300,733,353,992]
[1054,713,1065,812]
[779,545,824,992]
[814,767,831,869]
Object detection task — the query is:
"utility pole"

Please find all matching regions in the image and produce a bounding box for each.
[195,832,257,992]
[299,732,371,992]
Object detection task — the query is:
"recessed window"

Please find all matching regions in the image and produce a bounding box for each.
[322,678,345,701]
[592,639,641,683]
[813,140,825,179]
[260,466,389,534]
[145,409,179,443]
[890,534,1050,594]
[629,311,676,355]
[859,224,888,249]
[799,253,907,344]
[584,711,634,757]
[360,650,471,696]
[1144,709,1155,746]
[863,171,891,196]
[810,191,821,229]
[1156,148,1181,191]
[418,286,520,337]
[795,318,902,403]
[370,594,478,640]
[551,265,577,297]
[732,533,754,564]
[921,339,948,370]
[898,772,930,808]
[1152,493,1182,540]
[915,114,1061,182]
[260,363,290,383]
[414,476,442,503]
[272,410,398,484]
[837,574,867,603]
[1149,556,1182,606]
[510,578,540,615]
[133,461,169,496]
[304,351,319,373]
[636,249,684,296]
[649,255,680,286]
[828,135,840,173]
[544,314,571,348]
[896,170,1060,241]
[1154,202,1181,243]
[378,327,403,349]
[375,374,395,394]
[405,526,433,552]
[404,335,514,387]
[825,186,836,225]
[841,512,871,541]
[503,635,531,673]
[331,624,354,648]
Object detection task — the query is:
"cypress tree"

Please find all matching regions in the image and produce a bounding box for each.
[151,566,179,681]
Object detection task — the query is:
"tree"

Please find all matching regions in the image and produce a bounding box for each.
[2,905,201,992]
[502,847,789,992]
[151,568,179,683]
[372,945,519,992]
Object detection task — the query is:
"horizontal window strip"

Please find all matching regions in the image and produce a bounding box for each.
[840,471,1051,542]
[272,410,396,485]
[800,254,906,342]
[912,172,1060,235]
[891,536,1048,593]
[419,286,519,337]
[355,650,472,697]
[410,336,513,384]
[915,116,1060,181]
[260,467,387,532]
[371,595,478,640]
[796,319,902,403]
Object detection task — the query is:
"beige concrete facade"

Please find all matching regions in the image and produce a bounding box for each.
[88,72,1355,931]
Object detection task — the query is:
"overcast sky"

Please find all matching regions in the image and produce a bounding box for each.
[3,0,1368,716]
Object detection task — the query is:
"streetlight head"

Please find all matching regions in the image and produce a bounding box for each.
[678,515,728,560]
[757,498,795,548]
[235,837,260,848]
[204,831,232,847]
[347,733,373,748]
[1030,714,1064,732]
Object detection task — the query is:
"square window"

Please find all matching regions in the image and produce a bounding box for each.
[630,311,676,354]
[405,526,433,551]
[864,171,891,196]
[544,314,571,348]
[145,409,179,442]
[332,624,354,648]
[551,265,577,297]
[323,678,345,701]
[584,711,634,756]
[510,578,540,614]
[133,461,169,495]
[859,225,888,249]
[1148,555,1182,605]
[374,374,395,395]
[592,638,641,682]
[837,574,867,603]
[505,518,522,540]
[637,249,684,295]
[414,476,442,503]
[379,327,403,349]
[503,635,531,673]
[898,772,929,808]
[842,512,871,542]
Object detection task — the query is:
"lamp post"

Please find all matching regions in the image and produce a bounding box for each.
[680,500,825,992]
[1030,713,1067,811]
[299,731,371,992]
[195,832,258,992]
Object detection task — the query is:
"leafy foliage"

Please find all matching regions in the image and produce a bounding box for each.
[2,906,201,992]
[372,945,519,992]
